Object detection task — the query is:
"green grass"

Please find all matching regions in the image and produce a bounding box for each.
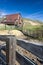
[0,25,22,30]
[0,25,16,30]
[23,24,43,31]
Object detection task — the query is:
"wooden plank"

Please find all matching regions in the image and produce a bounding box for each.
[17,39,43,61]
[16,51,37,65]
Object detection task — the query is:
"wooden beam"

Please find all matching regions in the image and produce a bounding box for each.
[6,36,16,65]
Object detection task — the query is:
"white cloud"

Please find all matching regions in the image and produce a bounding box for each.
[0,11,7,18]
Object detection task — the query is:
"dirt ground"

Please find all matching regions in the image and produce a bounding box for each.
[0,30,26,39]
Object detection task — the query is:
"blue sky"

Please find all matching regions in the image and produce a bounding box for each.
[0,0,43,22]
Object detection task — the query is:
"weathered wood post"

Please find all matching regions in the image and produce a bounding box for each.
[6,36,16,65]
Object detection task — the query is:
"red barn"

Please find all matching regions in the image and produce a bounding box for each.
[1,13,23,27]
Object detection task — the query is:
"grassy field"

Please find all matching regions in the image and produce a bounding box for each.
[0,24,17,30]
[23,24,43,31]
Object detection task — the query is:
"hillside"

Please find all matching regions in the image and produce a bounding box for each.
[23,18,43,25]
[22,18,43,41]
[22,18,43,30]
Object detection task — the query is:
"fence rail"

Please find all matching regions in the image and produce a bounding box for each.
[17,39,43,61]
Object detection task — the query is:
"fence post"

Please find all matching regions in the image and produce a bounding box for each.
[6,36,16,65]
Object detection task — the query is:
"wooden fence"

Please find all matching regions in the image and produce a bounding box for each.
[0,35,43,65]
